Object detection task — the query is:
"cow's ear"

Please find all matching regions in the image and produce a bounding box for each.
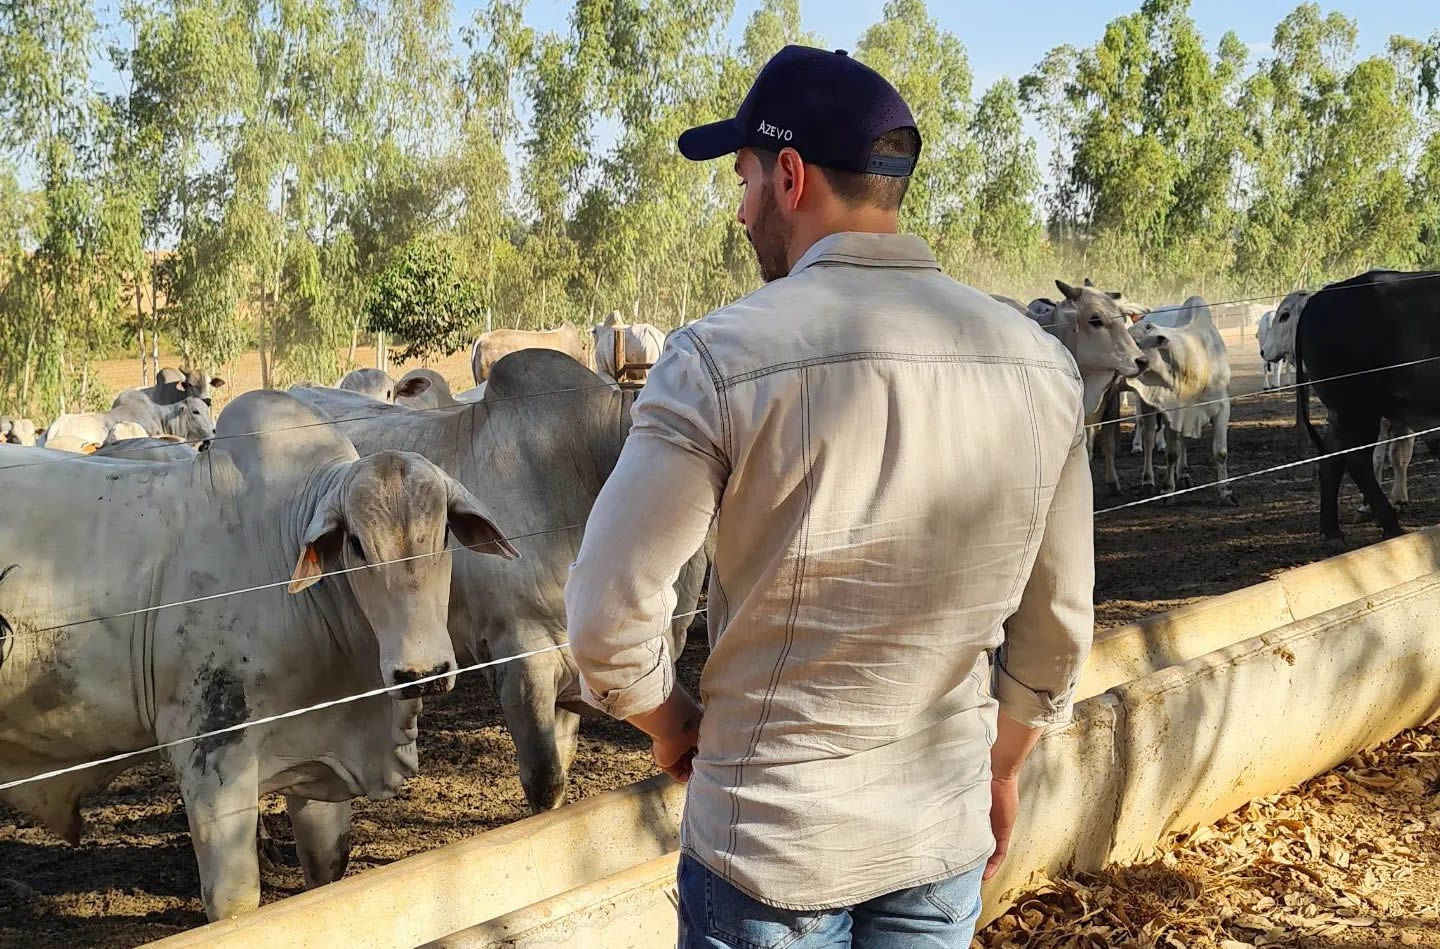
[289,505,344,593]
[443,474,520,561]
[395,376,431,400]
[1083,277,1095,287]
[210,377,226,389]
[1056,280,1082,302]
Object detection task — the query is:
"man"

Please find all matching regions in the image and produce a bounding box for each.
[565,45,1094,947]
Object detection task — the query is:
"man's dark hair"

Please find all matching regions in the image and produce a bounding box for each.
[756,127,920,211]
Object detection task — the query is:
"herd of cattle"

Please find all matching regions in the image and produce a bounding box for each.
[0,272,1436,924]
[995,267,1440,549]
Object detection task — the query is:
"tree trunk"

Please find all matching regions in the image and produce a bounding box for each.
[346,314,361,368]
[80,361,89,410]
[149,250,160,381]
[57,347,68,416]
[135,269,148,385]
[21,325,35,414]
[259,278,273,390]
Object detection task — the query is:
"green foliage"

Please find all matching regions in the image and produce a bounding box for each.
[3,0,1440,422]
[363,235,486,363]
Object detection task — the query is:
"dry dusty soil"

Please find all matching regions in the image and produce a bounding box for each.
[3,344,1439,948]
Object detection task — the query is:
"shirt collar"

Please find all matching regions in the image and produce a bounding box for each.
[788,232,941,277]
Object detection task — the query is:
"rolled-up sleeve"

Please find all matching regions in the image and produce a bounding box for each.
[564,331,728,720]
[996,398,1095,728]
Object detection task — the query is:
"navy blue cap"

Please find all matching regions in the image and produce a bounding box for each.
[678,45,921,176]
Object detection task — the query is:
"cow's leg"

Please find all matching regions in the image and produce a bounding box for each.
[1330,413,1399,544]
[1139,409,1158,494]
[1162,424,1181,500]
[1176,434,1192,489]
[1102,423,1120,494]
[1213,402,1236,505]
[1389,428,1415,510]
[284,797,352,889]
[1363,419,1392,518]
[1100,393,1121,494]
[1317,449,1348,550]
[498,657,573,813]
[170,741,262,921]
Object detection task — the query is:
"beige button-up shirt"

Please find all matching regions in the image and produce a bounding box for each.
[565,231,1095,910]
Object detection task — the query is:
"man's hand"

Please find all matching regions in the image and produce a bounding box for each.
[983,774,1020,881]
[652,722,701,782]
[984,713,1045,881]
[627,686,704,784]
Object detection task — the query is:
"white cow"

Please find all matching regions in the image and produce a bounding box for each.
[117,367,226,408]
[1,417,38,446]
[1030,281,1150,493]
[103,421,150,444]
[287,350,709,815]
[1261,289,1414,512]
[1255,310,1295,390]
[592,311,665,383]
[1126,297,1236,504]
[0,390,519,922]
[41,393,214,451]
[393,369,451,410]
[336,368,396,403]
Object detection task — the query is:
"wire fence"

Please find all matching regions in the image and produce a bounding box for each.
[3,270,1439,793]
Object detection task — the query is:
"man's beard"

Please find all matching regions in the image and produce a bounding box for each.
[747,183,791,283]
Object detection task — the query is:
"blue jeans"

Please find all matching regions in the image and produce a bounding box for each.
[676,853,986,948]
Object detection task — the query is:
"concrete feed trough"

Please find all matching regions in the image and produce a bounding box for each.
[145,528,1440,949]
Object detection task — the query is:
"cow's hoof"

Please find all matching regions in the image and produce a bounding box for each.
[1140,482,1158,498]
[1107,482,1122,497]
[1382,526,1408,541]
[1177,474,1194,489]
[1322,536,1348,555]
[1220,492,1239,507]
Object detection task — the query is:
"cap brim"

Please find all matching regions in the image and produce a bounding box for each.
[678,119,743,161]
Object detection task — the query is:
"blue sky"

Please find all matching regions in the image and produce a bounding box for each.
[453,0,1433,91]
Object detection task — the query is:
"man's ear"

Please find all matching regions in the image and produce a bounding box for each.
[776,147,807,212]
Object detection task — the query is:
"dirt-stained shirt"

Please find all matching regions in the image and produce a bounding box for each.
[564,231,1096,910]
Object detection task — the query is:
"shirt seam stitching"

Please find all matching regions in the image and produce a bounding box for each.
[725,366,814,881]
[1004,369,1044,609]
[719,352,1078,390]
[687,329,734,461]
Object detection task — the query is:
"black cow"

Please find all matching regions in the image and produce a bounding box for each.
[1293,269,1440,549]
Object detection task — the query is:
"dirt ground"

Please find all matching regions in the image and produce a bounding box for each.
[3,343,1438,948]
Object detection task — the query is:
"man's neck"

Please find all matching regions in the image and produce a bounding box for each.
[786,212,901,273]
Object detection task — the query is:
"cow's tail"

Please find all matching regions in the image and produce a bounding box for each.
[1294,322,1324,453]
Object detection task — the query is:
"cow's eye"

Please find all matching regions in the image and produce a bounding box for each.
[1088,317,1103,328]
[349,536,367,562]
[1277,313,1289,322]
